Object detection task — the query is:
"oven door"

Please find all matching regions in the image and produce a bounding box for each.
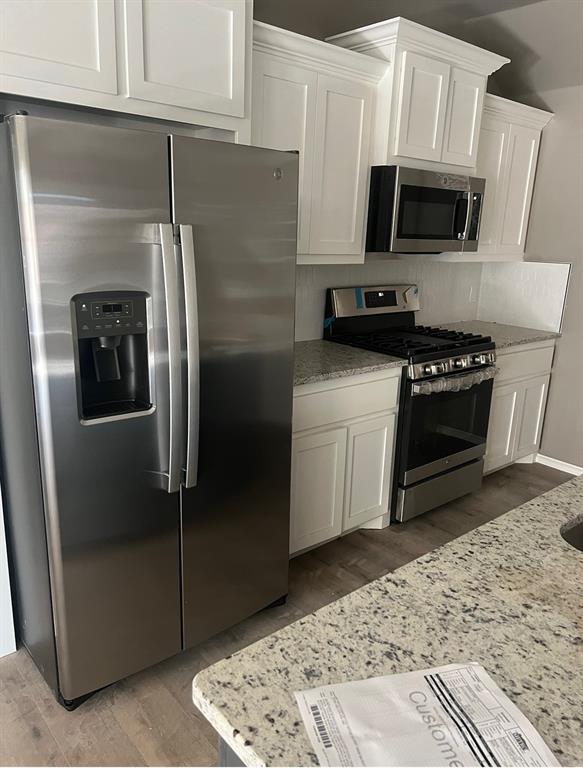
[399,374,494,486]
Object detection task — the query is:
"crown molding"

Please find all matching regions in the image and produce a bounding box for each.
[484,93,554,129]
[327,17,510,76]
[253,21,388,84]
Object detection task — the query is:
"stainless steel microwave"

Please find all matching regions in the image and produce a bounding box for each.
[366,166,486,253]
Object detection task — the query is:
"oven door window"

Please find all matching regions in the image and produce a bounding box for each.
[397,185,467,240]
[404,379,493,475]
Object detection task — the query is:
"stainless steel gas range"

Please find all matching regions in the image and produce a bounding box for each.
[324,285,496,522]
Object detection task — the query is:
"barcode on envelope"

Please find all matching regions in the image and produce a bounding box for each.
[310,704,332,748]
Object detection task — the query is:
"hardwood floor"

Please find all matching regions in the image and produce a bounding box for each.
[0,463,571,767]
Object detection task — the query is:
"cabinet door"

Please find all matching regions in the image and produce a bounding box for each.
[0,0,117,94]
[498,124,541,253]
[476,115,510,252]
[290,428,347,555]
[308,74,373,257]
[252,54,317,254]
[515,375,550,458]
[123,0,247,117]
[394,51,450,162]
[484,383,522,472]
[441,68,485,167]
[344,414,396,531]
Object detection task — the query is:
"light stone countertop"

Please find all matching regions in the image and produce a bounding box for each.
[293,339,405,386]
[192,475,583,767]
[293,323,558,387]
[442,320,560,350]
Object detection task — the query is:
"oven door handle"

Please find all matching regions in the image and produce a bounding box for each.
[412,366,497,396]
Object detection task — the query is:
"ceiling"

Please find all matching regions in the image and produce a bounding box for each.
[253,0,544,41]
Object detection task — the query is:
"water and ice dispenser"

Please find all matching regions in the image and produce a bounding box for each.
[72,292,151,420]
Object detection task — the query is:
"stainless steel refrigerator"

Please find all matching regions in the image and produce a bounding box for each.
[0,114,298,707]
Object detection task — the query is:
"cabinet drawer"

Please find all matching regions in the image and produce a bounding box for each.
[495,344,554,384]
[293,373,400,433]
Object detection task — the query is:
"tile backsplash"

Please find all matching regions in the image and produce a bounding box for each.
[294,261,483,340]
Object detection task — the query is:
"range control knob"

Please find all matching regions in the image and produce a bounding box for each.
[453,358,465,369]
[423,364,433,375]
[471,354,483,365]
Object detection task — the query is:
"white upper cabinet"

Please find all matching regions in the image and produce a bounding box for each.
[252,22,386,264]
[394,52,450,162]
[0,0,251,135]
[441,68,485,166]
[123,0,246,117]
[498,124,540,251]
[477,96,553,257]
[252,55,317,254]
[328,17,509,170]
[475,115,509,250]
[0,0,117,94]
[309,74,373,256]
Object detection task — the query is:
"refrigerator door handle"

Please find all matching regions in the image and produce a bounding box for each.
[179,224,200,488]
[159,223,182,493]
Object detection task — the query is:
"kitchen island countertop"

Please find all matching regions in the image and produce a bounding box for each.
[192,475,583,767]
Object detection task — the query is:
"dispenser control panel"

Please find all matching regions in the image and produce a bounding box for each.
[73,291,148,339]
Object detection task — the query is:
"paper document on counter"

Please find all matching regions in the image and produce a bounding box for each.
[295,662,559,767]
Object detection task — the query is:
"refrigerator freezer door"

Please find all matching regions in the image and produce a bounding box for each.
[171,137,298,648]
[8,116,182,701]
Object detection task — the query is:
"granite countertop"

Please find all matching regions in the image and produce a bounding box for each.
[192,476,583,767]
[293,339,405,386]
[443,321,560,350]
[293,323,559,387]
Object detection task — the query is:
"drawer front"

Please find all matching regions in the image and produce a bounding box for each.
[495,344,554,384]
[293,374,400,433]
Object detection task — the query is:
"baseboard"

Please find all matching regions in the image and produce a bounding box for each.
[536,454,583,476]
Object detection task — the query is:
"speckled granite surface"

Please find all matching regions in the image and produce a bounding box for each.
[294,340,405,386]
[444,321,560,350]
[192,476,583,767]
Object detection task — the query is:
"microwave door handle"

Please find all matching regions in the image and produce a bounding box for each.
[179,224,200,489]
[453,192,469,241]
[159,223,182,494]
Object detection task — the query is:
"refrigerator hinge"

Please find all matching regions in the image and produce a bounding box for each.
[172,224,181,245]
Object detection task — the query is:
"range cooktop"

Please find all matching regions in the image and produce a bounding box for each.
[324,285,496,378]
[334,324,494,362]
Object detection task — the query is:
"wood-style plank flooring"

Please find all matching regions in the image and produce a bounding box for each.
[0,463,571,767]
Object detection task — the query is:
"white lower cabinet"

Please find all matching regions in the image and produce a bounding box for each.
[515,375,549,459]
[485,342,553,473]
[290,369,401,555]
[290,427,347,554]
[344,414,396,530]
[485,383,522,472]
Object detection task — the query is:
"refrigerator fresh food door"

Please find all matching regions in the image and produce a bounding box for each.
[171,136,298,648]
[8,116,182,701]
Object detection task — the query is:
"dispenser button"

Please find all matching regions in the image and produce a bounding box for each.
[81,324,89,331]
[136,321,144,328]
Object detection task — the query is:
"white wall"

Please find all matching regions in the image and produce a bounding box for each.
[477,262,571,332]
[295,261,483,340]
[0,488,16,658]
